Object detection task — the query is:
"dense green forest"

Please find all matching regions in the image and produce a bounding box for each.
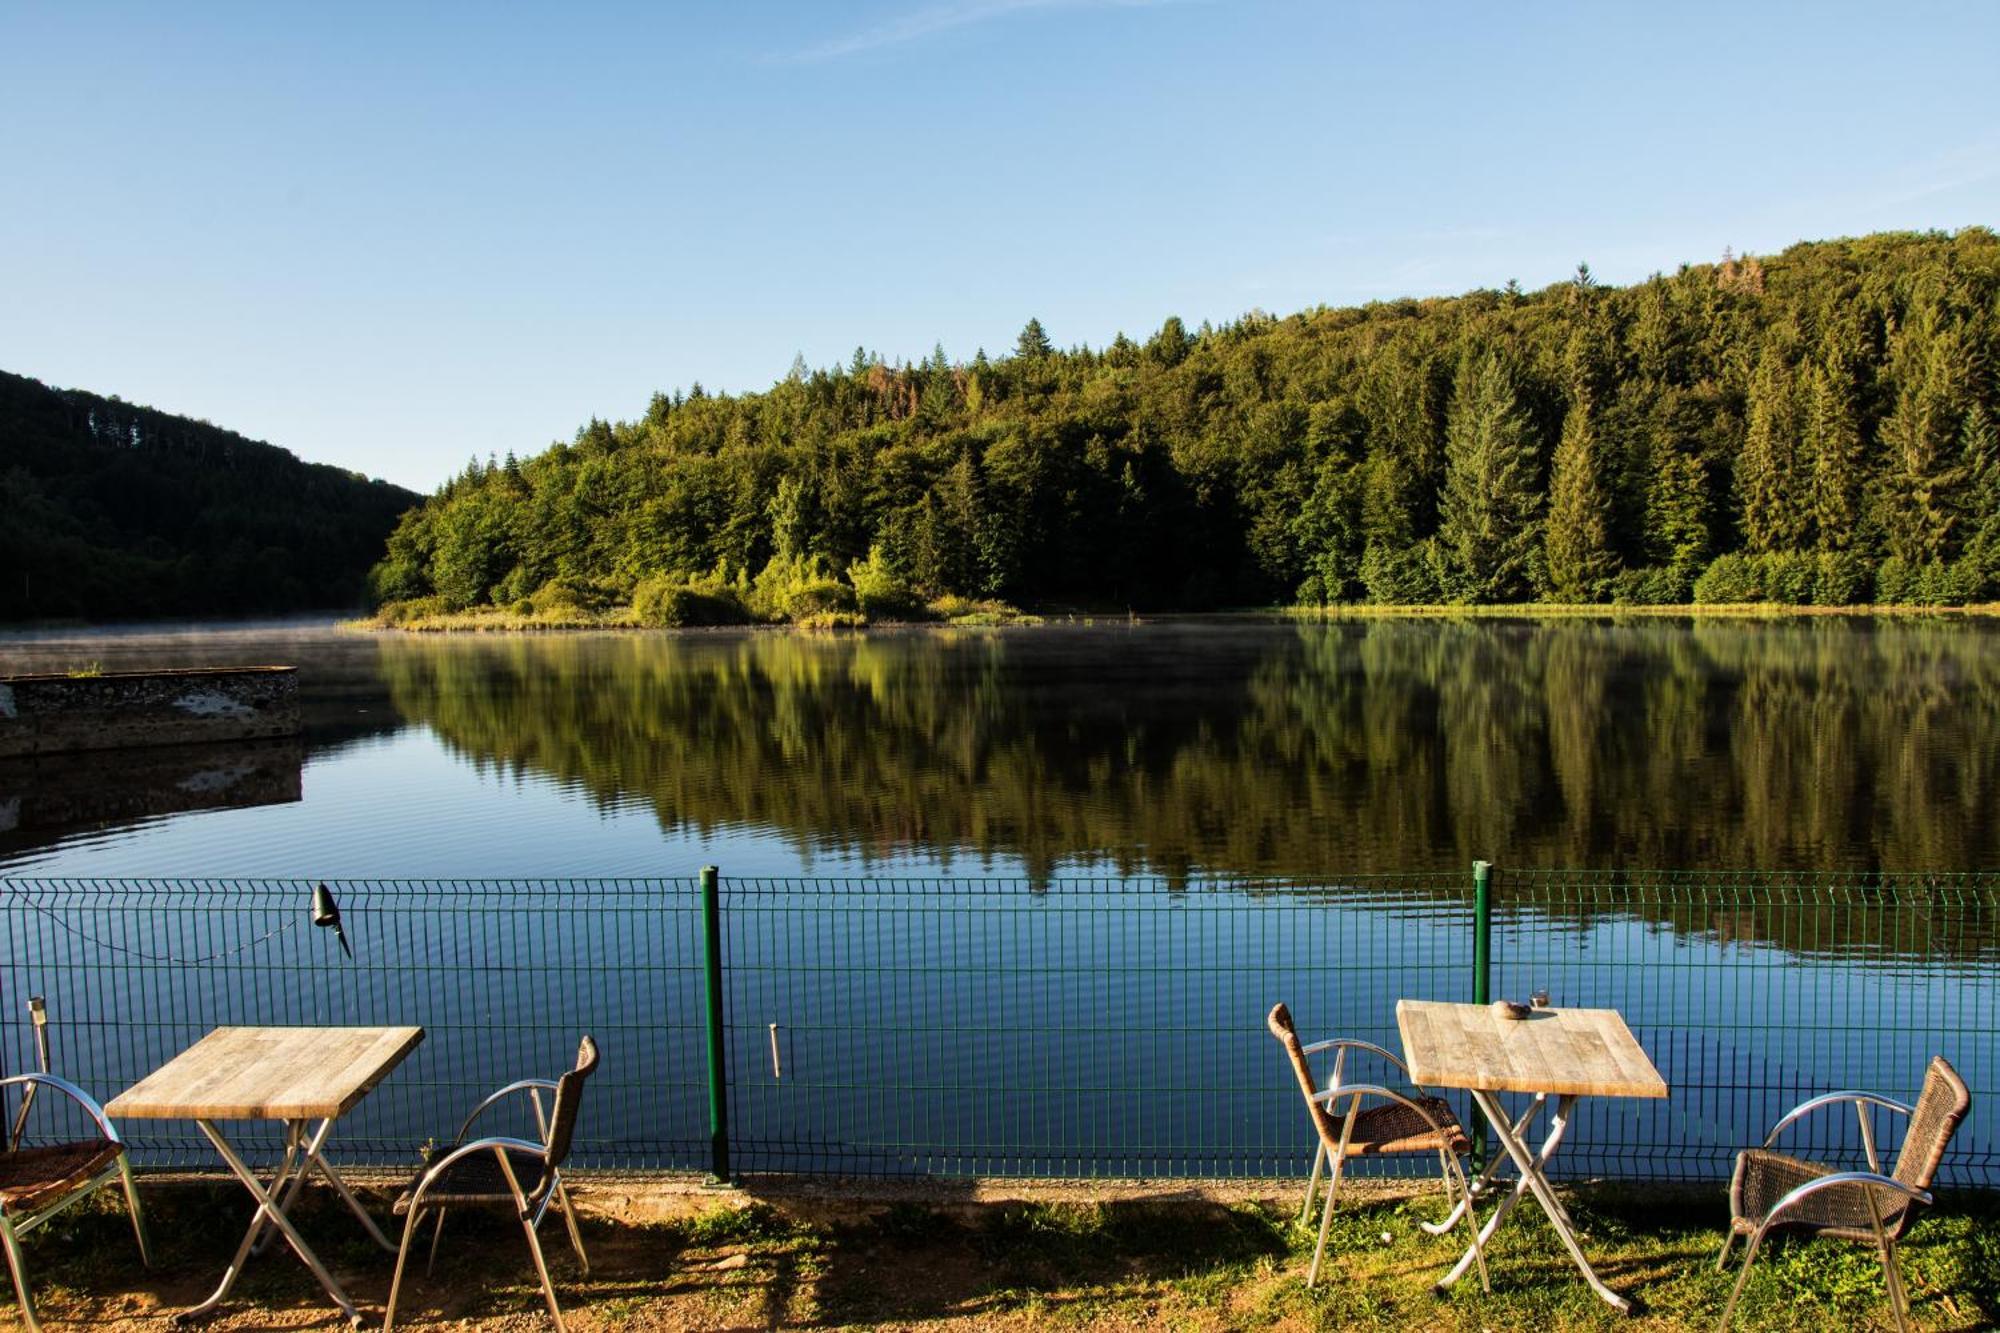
[0,370,417,621]
[370,229,2000,618]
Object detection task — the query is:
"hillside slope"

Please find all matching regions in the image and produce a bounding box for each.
[0,370,417,621]
[369,227,2000,615]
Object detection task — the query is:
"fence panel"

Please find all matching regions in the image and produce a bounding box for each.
[719,875,1470,1177]
[0,878,705,1169]
[1491,870,1998,1185]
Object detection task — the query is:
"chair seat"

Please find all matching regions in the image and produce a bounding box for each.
[0,1141,124,1213]
[393,1146,549,1213]
[1329,1095,1470,1156]
[1729,1149,1913,1243]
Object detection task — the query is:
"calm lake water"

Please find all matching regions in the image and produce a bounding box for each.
[7,614,2000,877]
[0,616,1993,1181]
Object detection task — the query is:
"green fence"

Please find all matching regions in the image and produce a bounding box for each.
[0,868,1992,1186]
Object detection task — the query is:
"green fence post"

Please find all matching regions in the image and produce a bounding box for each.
[700,864,733,1185]
[1471,859,1492,1169]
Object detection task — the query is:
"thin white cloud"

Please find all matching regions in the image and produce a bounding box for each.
[776,0,1185,64]
[1866,135,2000,210]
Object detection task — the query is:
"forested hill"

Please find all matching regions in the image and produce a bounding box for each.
[1,370,417,621]
[372,228,2000,619]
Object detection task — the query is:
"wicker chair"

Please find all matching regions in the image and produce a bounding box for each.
[1717,1055,1970,1333]
[0,1073,152,1333]
[1266,1003,1486,1290]
[385,1036,599,1333]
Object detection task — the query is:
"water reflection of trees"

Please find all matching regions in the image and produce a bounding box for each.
[376,617,2000,902]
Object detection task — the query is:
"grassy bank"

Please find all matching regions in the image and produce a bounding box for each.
[345,595,1042,633]
[19,1180,1997,1330]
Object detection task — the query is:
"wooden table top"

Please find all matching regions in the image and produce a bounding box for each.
[1396,1000,1668,1099]
[107,1026,425,1122]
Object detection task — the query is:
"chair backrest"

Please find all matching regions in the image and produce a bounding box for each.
[1893,1055,1970,1195]
[1266,1003,1342,1155]
[540,1035,599,1175]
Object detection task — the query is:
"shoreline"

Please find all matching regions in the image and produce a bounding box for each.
[340,599,2000,634]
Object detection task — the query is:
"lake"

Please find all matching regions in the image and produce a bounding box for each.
[7,614,2000,877]
[0,616,1994,1182]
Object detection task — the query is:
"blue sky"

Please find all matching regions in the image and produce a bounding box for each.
[3,1,1997,492]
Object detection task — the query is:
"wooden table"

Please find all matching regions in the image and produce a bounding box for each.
[108,1025,424,1326]
[1396,999,1667,1313]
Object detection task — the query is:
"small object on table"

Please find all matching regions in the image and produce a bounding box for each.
[1396,998,1668,1314]
[107,1025,424,1327]
[1491,999,1532,1020]
[1530,989,1552,1010]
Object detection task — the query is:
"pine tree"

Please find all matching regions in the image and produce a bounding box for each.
[1016,318,1053,360]
[1877,318,1972,563]
[1437,351,1544,601]
[1957,404,2000,591]
[1736,344,1809,552]
[1544,392,1617,600]
[1805,353,1862,551]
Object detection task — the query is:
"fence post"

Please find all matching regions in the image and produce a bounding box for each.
[1471,859,1492,1168]
[699,864,733,1185]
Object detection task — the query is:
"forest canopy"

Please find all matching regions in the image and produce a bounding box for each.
[0,370,418,621]
[370,229,2000,617]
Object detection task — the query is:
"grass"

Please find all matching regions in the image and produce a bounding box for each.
[342,596,1044,633]
[13,1181,1996,1330]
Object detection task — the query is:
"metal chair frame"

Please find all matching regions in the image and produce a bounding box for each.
[385,1041,596,1333]
[1716,1067,1964,1333]
[0,1073,152,1333]
[1270,1016,1487,1291]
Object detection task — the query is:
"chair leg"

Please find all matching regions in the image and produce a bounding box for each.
[384,1207,426,1333]
[1298,1142,1324,1226]
[1715,1229,1735,1271]
[519,1211,568,1332]
[425,1206,449,1278]
[553,1174,590,1275]
[1878,1236,1913,1333]
[1444,1153,1489,1294]
[116,1153,154,1269]
[1,1216,42,1333]
[1717,1222,1770,1332]
[1307,1151,1345,1288]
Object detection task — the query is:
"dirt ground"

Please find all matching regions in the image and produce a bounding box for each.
[15,1174,1994,1332]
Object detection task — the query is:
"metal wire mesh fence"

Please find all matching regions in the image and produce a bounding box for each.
[0,879,707,1169]
[0,869,1992,1186]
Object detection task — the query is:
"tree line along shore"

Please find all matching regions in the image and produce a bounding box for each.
[363,228,2000,629]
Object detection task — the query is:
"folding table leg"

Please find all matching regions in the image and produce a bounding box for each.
[178,1119,362,1327]
[1421,1092,1545,1235]
[307,1138,399,1251]
[1471,1090,1631,1314]
[1436,1092,1572,1290]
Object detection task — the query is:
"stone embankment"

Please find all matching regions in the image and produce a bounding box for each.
[0,666,299,757]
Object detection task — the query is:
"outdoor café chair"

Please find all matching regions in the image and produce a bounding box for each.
[0,999,152,1333]
[1717,1054,1970,1333]
[385,1035,599,1333]
[1266,1003,1486,1290]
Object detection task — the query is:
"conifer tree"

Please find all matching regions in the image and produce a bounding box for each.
[1736,344,1809,552]
[1438,351,1543,601]
[1805,353,1862,551]
[1544,392,1618,600]
[1016,318,1053,360]
[1877,318,1972,564]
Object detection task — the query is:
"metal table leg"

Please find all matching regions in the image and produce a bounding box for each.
[1467,1089,1632,1314]
[176,1119,363,1327]
[1421,1092,1545,1236]
[1435,1091,1573,1289]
